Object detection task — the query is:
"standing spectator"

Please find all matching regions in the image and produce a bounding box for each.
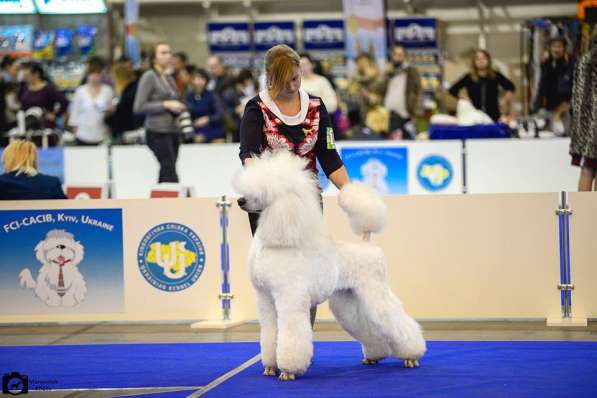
[134,42,186,183]
[69,57,115,145]
[173,51,189,96]
[299,53,338,115]
[449,49,515,122]
[384,45,421,139]
[207,55,238,139]
[569,34,597,191]
[106,61,144,143]
[533,37,575,135]
[185,67,225,143]
[18,62,69,128]
[0,140,66,200]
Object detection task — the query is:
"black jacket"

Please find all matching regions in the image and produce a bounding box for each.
[0,171,66,200]
[534,56,575,112]
[449,72,515,122]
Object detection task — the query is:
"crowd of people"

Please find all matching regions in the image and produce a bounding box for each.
[0,37,577,148]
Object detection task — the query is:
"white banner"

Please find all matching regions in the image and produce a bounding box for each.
[466,138,578,194]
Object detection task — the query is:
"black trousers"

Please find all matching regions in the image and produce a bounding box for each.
[248,196,323,327]
[146,131,181,183]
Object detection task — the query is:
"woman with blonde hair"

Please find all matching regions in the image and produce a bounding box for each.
[0,140,66,200]
[449,49,515,122]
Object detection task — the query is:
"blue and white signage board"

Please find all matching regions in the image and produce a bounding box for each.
[393,18,437,49]
[0,0,36,14]
[207,22,251,53]
[34,0,107,14]
[322,141,462,196]
[0,25,34,55]
[303,20,344,51]
[0,208,124,314]
[254,21,295,52]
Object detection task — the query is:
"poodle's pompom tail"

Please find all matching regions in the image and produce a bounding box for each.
[338,182,388,235]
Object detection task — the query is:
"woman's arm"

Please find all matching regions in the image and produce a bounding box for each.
[239,99,264,165]
[329,166,350,189]
[315,100,346,186]
[448,74,469,99]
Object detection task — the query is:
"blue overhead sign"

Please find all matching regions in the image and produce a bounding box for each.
[393,18,437,49]
[207,22,251,53]
[254,21,295,52]
[302,20,344,50]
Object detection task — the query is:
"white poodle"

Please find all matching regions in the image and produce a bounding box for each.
[19,229,87,307]
[234,151,426,381]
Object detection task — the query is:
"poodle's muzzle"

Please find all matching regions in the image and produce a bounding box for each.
[237,197,261,213]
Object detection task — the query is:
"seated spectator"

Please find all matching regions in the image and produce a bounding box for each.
[346,53,389,136]
[185,67,225,143]
[69,56,115,145]
[18,62,69,128]
[105,61,144,143]
[173,52,190,96]
[0,140,66,200]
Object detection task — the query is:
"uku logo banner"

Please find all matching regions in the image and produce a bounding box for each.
[137,223,206,292]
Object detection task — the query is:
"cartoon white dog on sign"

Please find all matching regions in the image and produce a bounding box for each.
[19,229,87,307]
[361,158,389,195]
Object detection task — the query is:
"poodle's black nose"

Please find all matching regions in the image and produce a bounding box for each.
[237,197,247,207]
[57,245,66,250]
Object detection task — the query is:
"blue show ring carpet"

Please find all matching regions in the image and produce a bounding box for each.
[0,342,259,390]
[1,341,597,397]
[201,341,597,398]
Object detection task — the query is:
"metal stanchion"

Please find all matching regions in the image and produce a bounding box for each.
[547,191,587,327]
[190,195,246,330]
[217,195,233,321]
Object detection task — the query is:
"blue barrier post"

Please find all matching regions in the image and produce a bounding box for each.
[555,191,573,319]
[217,195,233,321]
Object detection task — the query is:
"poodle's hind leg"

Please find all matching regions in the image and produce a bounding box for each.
[355,287,426,366]
[274,292,313,380]
[256,290,278,376]
[329,290,391,364]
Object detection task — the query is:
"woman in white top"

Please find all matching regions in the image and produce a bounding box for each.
[69,59,115,145]
[298,53,338,114]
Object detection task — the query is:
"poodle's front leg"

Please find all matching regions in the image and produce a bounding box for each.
[274,293,313,380]
[256,290,278,376]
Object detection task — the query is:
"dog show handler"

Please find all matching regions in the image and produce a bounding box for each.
[239,44,350,324]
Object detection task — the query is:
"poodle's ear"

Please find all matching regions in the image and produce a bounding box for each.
[34,240,46,265]
[72,240,85,266]
[256,193,313,247]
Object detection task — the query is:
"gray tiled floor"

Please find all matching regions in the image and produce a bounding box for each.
[1,320,596,397]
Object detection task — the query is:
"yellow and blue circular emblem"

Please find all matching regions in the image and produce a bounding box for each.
[137,223,206,292]
[417,155,453,192]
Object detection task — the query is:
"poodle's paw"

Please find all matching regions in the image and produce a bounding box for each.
[263,367,278,377]
[278,371,296,381]
[362,358,379,365]
[404,359,420,368]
